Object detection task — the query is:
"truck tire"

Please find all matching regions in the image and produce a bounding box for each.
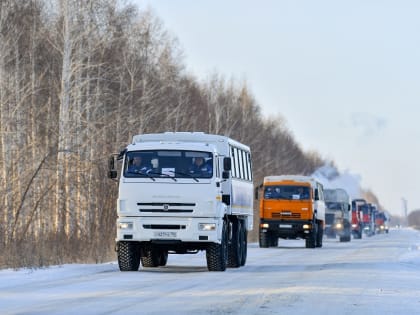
[227,219,241,268]
[340,228,351,242]
[270,235,279,247]
[206,220,228,271]
[259,228,269,248]
[118,241,140,271]
[240,221,247,266]
[316,221,323,247]
[159,250,168,266]
[140,245,160,267]
[306,221,317,248]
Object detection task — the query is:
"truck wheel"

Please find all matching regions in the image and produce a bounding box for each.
[259,228,269,248]
[306,222,317,248]
[117,241,140,271]
[206,220,228,271]
[270,235,278,247]
[140,245,160,267]
[159,250,168,266]
[316,221,323,247]
[227,219,241,268]
[240,221,247,266]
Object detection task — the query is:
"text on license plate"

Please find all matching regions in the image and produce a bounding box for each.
[279,224,292,228]
[154,231,177,238]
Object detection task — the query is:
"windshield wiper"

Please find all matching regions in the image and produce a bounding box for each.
[125,171,156,181]
[166,171,199,182]
[148,171,177,182]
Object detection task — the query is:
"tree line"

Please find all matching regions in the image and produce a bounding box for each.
[0,0,352,269]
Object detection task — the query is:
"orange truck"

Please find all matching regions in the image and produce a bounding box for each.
[257,175,326,248]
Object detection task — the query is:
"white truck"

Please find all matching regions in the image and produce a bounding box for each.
[108,132,253,271]
[324,188,352,242]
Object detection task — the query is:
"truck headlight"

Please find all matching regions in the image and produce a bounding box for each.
[351,224,357,228]
[199,223,216,231]
[303,224,311,230]
[119,222,133,229]
[335,223,343,229]
[260,223,269,228]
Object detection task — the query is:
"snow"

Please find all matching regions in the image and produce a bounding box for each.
[1,228,420,315]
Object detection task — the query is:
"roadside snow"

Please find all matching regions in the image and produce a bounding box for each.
[0,228,419,315]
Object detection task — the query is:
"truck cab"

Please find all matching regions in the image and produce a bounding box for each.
[324,188,352,242]
[258,175,325,248]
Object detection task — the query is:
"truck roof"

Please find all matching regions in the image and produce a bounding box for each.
[131,132,250,151]
[263,175,319,187]
[324,188,350,203]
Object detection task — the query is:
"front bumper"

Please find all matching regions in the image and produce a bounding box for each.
[260,219,314,239]
[116,216,223,243]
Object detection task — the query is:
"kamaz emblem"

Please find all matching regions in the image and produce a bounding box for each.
[163,204,169,211]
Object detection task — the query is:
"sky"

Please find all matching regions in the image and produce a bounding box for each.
[135,0,420,216]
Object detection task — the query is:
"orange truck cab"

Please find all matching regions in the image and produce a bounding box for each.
[257,175,326,248]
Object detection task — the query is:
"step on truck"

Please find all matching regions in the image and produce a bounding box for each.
[324,188,352,242]
[257,175,326,248]
[108,132,253,272]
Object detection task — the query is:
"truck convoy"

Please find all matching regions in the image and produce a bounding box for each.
[351,198,366,239]
[257,175,326,248]
[108,132,254,272]
[324,188,352,242]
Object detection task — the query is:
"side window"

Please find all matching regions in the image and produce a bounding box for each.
[241,150,248,180]
[247,152,252,181]
[238,149,244,179]
[230,147,236,178]
[234,147,240,179]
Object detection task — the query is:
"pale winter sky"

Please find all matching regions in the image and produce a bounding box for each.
[135,0,420,216]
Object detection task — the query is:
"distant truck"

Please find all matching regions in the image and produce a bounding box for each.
[351,198,366,239]
[375,211,390,234]
[324,188,352,242]
[360,203,376,236]
[257,175,326,248]
[108,132,253,272]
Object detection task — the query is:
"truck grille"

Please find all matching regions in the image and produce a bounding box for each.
[325,213,335,224]
[143,224,186,230]
[272,212,301,219]
[138,202,195,213]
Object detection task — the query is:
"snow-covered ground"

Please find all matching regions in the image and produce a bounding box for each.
[1,228,419,315]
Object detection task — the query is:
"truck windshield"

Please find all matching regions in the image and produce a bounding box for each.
[124,150,213,179]
[264,185,310,200]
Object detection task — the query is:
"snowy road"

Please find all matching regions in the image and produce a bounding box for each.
[1,228,420,315]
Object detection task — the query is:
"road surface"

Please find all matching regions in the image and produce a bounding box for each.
[1,228,419,315]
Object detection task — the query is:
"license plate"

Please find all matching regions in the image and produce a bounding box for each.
[153,231,177,238]
[279,224,292,228]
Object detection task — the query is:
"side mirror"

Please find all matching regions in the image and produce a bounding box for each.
[223,157,231,171]
[108,154,118,180]
[108,156,115,170]
[108,170,117,179]
[254,187,259,200]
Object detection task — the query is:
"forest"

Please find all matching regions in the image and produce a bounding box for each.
[0,0,388,269]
